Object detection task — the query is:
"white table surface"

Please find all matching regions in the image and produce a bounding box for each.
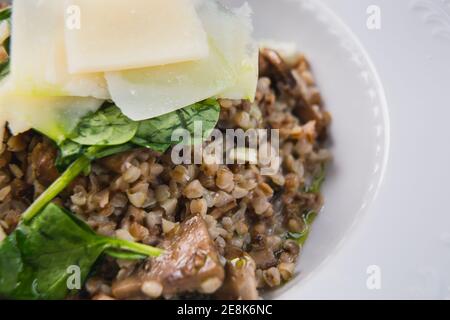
[279,0,450,299]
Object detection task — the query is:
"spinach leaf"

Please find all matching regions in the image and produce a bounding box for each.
[287,211,318,247]
[103,249,146,260]
[70,104,138,146]
[64,99,220,153]
[0,6,11,22]
[133,99,220,153]
[26,100,221,220]
[131,136,170,154]
[55,141,135,172]
[0,59,9,80]
[0,203,162,300]
[56,99,220,168]
[90,143,136,159]
[55,140,84,171]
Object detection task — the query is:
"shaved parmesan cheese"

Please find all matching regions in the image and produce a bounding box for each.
[65,0,209,73]
[9,0,109,99]
[105,43,235,121]
[0,79,103,143]
[196,1,258,101]
[105,0,258,121]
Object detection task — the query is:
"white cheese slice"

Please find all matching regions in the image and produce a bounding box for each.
[0,79,103,143]
[9,0,109,99]
[104,0,259,121]
[105,42,235,121]
[65,0,209,73]
[196,1,258,101]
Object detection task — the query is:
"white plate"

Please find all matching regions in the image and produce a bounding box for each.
[226,0,450,300]
[299,0,450,300]
[224,0,390,299]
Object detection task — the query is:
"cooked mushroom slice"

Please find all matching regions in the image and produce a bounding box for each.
[144,214,225,297]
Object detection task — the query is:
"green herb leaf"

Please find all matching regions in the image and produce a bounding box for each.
[131,136,171,153]
[56,142,136,172]
[55,140,83,171]
[133,99,220,153]
[57,99,220,166]
[91,143,135,159]
[0,203,162,300]
[0,6,11,22]
[104,249,146,261]
[70,104,138,146]
[0,59,9,80]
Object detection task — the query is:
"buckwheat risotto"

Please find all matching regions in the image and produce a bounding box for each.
[0,1,331,300]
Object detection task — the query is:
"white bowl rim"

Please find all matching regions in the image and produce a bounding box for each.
[267,0,392,299]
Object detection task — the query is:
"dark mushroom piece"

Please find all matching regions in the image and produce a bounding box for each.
[144,214,225,297]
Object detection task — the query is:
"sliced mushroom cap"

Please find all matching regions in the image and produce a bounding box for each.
[144,214,225,297]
